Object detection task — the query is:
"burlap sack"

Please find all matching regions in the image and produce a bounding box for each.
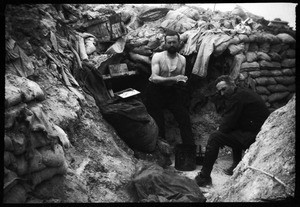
[259,60,281,70]
[248,70,261,78]
[254,77,277,86]
[246,51,257,62]
[269,43,282,53]
[238,34,250,42]
[240,61,260,72]
[255,86,271,95]
[274,76,295,85]
[281,59,295,68]
[39,144,66,168]
[5,103,27,129]
[286,49,295,58]
[4,135,14,152]
[287,84,295,92]
[248,42,259,52]
[267,84,289,93]
[268,91,289,103]
[257,51,271,61]
[260,94,268,102]
[262,33,281,44]
[276,33,296,44]
[258,42,270,53]
[268,52,281,62]
[228,43,245,55]
[281,68,294,76]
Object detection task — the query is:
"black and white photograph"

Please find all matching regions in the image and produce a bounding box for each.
[4,2,297,203]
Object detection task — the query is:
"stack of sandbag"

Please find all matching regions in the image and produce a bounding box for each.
[235,32,296,108]
[4,74,69,203]
[160,10,197,34]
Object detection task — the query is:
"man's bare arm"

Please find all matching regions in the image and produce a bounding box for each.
[149,53,187,84]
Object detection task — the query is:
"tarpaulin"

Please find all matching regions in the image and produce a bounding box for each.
[192,30,231,77]
[129,164,206,202]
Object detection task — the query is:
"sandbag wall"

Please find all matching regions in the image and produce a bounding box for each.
[4,73,69,203]
[211,31,296,110]
[235,32,296,109]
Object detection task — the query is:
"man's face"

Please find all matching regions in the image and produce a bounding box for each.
[165,35,179,54]
[216,81,234,98]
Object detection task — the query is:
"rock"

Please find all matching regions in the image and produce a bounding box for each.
[211,95,295,202]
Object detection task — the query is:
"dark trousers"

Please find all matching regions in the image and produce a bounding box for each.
[145,82,194,145]
[201,130,257,177]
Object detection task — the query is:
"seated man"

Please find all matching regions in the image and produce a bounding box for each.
[195,75,270,187]
[145,30,194,147]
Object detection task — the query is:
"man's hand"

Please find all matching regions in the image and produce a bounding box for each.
[175,75,188,83]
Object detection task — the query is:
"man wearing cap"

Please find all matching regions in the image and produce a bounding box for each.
[195,75,270,186]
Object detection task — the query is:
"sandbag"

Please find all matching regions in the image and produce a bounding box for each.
[274,76,295,85]
[254,77,277,86]
[3,184,27,203]
[5,103,27,129]
[248,42,259,52]
[256,51,271,61]
[287,84,295,92]
[228,36,240,45]
[260,94,268,102]
[228,43,245,55]
[281,68,294,76]
[129,52,151,65]
[244,42,249,52]
[268,92,289,103]
[5,135,14,152]
[4,151,16,168]
[248,34,257,42]
[16,150,46,176]
[240,61,260,72]
[280,44,290,52]
[259,60,281,70]
[259,70,272,77]
[39,144,66,168]
[238,34,250,42]
[267,84,289,93]
[27,160,68,188]
[5,83,23,108]
[262,33,281,44]
[161,10,197,33]
[269,43,282,53]
[131,45,153,56]
[255,86,271,95]
[5,74,45,105]
[276,33,296,44]
[100,98,158,153]
[10,133,26,156]
[230,53,246,79]
[129,37,149,47]
[176,6,201,21]
[281,58,295,68]
[286,49,295,58]
[245,51,257,62]
[248,71,261,78]
[268,52,281,62]
[258,42,270,53]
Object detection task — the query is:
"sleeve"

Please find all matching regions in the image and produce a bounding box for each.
[218,97,243,133]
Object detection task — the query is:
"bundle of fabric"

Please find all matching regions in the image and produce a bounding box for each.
[129,164,206,202]
[5,37,35,78]
[160,10,197,34]
[100,97,158,153]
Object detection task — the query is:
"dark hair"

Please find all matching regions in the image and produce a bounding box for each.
[164,30,180,42]
[215,75,236,86]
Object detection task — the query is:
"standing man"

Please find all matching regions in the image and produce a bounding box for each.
[195,75,270,187]
[145,30,194,147]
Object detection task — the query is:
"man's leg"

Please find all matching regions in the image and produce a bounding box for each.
[145,83,166,139]
[195,130,244,186]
